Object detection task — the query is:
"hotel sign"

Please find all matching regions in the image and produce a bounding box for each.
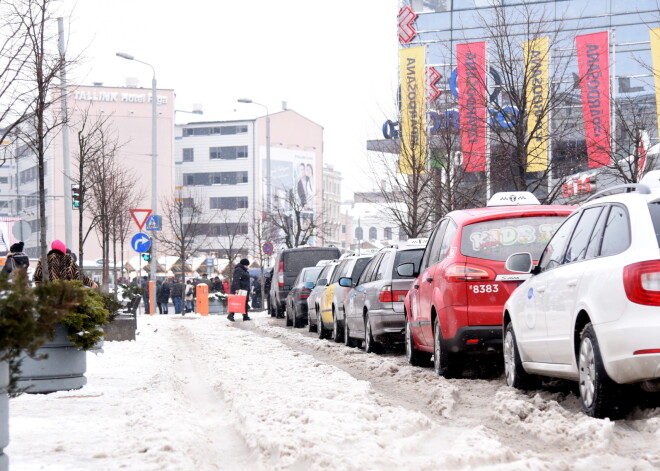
[73,90,169,105]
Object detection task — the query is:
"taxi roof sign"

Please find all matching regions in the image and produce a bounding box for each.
[404,238,429,247]
[487,192,540,207]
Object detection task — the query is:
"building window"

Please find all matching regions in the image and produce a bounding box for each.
[355,227,363,240]
[182,125,248,137]
[183,172,248,186]
[182,148,194,162]
[0,177,8,184]
[342,224,346,234]
[210,196,248,210]
[399,227,408,241]
[369,227,378,240]
[384,227,392,240]
[209,146,248,160]
[219,125,248,135]
[198,222,249,236]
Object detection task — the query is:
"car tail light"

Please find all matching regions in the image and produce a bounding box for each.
[623,260,660,306]
[378,286,408,303]
[299,287,311,300]
[445,264,494,282]
[278,260,284,287]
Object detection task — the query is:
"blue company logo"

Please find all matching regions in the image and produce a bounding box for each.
[527,287,534,300]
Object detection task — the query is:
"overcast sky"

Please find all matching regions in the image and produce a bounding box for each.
[60,0,400,200]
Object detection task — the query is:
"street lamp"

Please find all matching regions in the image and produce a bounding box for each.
[237,98,271,216]
[116,52,158,295]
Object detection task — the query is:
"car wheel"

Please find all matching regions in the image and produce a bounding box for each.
[285,304,293,327]
[344,317,356,348]
[269,302,275,317]
[579,324,629,419]
[503,322,539,390]
[332,308,343,343]
[405,316,427,366]
[308,309,317,332]
[364,315,381,354]
[292,308,302,328]
[317,309,329,340]
[433,316,460,378]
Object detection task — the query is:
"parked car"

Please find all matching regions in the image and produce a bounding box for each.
[344,244,425,352]
[306,260,340,336]
[285,266,323,328]
[503,172,660,418]
[318,252,375,343]
[401,192,575,378]
[269,246,341,318]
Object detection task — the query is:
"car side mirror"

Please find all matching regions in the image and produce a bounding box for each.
[338,277,352,288]
[396,263,416,277]
[505,253,533,273]
[304,281,314,288]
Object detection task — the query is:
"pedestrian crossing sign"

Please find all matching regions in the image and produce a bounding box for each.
[145,215,161,231]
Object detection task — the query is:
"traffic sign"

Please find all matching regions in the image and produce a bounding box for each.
[130,209,152,230]
[262,241,274,255]
[205,258,214,267]
[12,220,32,241]
[131,233,151,253]
[145,215,161,231]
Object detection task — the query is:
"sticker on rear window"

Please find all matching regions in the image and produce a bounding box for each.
[469,224,557,252]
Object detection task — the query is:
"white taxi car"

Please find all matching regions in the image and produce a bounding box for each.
[503,171,660,419]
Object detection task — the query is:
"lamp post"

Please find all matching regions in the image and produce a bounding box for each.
[116,52,158,291]
[237,99,270,216]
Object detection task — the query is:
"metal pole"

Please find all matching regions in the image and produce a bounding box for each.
[58,18,72,249]
[266,113,271,215]
[150,73,158,299]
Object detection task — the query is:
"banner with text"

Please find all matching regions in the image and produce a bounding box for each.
[650,28,660,146]
[399,46,427,174]
[576,31,611,168]
[524,37,549,172]
[457,41,487,172]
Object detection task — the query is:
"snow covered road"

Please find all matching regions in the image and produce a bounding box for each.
[7,311,660,470]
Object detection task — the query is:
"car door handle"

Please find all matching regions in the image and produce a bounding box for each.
[425,277,433,283]
[567,279,578,287]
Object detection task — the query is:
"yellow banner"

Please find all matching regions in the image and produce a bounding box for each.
[650,29,660,144]
[524,37,549,172]
[399,46,426,174]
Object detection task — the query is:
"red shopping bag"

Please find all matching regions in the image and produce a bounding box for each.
[227,295,247,314]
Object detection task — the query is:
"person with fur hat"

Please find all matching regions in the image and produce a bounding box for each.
[33,239,97,288]
[2,241,30,279]
[227,258,251,322]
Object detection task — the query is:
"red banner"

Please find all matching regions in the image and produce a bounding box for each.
[576,32,611,168]
[457,42,487,172]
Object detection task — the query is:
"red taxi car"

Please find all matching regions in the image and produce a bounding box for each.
[399,192,574,378]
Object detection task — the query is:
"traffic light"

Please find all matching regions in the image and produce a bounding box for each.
[71,185,81,209]
[142,247,151,262]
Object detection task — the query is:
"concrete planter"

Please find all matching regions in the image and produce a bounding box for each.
[0,360,8,471]
[208,300,227,315]
[16,324,87,394]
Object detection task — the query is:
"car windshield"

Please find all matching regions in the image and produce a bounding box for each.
[282,250,339,273]
[302,267,322,283]
[392,248,424,278]
[650,201,660,248]
[461,216,566,262]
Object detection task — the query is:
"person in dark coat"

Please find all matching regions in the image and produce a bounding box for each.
[170,277,185,314]
[227,258,251,322]
[157,278,171,314]
[33,239,97,288]
[141,276,151,314]
[2,241,30,281]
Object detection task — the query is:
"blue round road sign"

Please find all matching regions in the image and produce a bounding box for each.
[262,242,274,255]
[131,233,151,253]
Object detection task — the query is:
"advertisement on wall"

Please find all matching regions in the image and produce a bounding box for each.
[262,147,316,217]
[457,41,487,172]
[576,31,611,168]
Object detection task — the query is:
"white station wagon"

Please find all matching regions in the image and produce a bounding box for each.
[503,171,660,419]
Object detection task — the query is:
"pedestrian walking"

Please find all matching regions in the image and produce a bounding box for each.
[33,239,97,288]
[227,258,251,322]
[185,279,195,313]
[170,277,184,314]
[141,276,151,314]
[158,278,171,314]
[2,241,30,281]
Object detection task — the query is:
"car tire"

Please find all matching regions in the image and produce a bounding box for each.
[332,308,343,343]
[433,316,460,378]
[292,309,303,328]
[285,303,293,327]
[308,310,317,332]
[269,302,275,318]
[579,323,629,419]
[344,317,356,348]
[318,309,330,340]
[405,316,427,366]
[364,314,381,354]
[504,322,539,390]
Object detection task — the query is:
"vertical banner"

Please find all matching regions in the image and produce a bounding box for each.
[399,46,427,174]
[457,41,487,172]
[649,28,660,146]
[524,37,549,172]
[576,32,611,168]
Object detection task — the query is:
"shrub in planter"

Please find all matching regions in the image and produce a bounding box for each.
[56,282,113,351]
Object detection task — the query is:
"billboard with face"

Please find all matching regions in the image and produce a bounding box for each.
[264,147,316,215]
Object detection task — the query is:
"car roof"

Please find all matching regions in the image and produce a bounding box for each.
[447,204,575,225]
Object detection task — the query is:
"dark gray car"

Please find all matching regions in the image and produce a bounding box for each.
[343,246,424,353]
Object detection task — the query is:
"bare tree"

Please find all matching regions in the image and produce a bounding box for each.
[213,209,249,285]
[154,189,210,280]
[248,208,278,307]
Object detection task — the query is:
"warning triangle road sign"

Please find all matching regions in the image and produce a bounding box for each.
[130,209,152,230]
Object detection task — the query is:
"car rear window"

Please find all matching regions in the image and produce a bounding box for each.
[282,249,340,273]
[392,248,424,278]
[650,202,660,247]
[461,216,566,262]
[303,267,323,282]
